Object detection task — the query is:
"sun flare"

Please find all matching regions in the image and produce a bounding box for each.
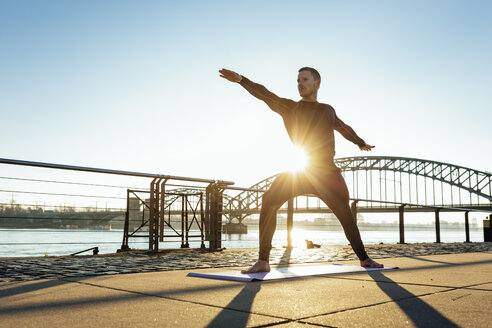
[290,227,308,248]
[286,145,309,173]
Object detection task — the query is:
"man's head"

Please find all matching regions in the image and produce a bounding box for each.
[297,67,321,101]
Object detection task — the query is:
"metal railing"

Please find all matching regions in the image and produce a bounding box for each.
[0,157,234,254]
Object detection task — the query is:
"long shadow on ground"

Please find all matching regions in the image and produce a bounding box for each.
[205,282,263,328]
[368,271,459,327]
[205,247,294,328]
[0,278,83,299]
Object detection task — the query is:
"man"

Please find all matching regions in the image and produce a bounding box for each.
[219,67,383,273]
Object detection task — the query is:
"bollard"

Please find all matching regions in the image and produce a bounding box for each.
[435,209,441,243]
[484,218,492,242]
[464,211,470,243]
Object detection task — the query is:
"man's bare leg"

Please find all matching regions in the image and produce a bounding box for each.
[241,260,271,273]
[360,257,384,268]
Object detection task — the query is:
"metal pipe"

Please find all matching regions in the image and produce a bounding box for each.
[366,170,368,200]
[0,157,234,185]
[70,246,99,256]
[384,170,387,203]
[408,172,412,204]
[159,180,167,242]
[200,193,205,249]
[183,195,189,247]
[225,186,266,192]
[181,194,186,248]
[424,175,428,205]
[121,189,130,251]
[400,171,402,204]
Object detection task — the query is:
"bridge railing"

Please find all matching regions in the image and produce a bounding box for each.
[222,189,492,246]
[347,198,491,244]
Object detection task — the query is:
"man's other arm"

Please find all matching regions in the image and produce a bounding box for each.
[334,112,375,151]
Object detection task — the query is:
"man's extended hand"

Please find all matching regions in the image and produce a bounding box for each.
[219,68,242,83]
[359,144,375,151]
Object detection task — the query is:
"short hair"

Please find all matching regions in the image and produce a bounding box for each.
[298,67,321,81]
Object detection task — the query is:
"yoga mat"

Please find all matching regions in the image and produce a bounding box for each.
[187,264,398,282]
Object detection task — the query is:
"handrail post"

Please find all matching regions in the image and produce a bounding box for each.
[183,195,190,248]
[351,200,359,224]
[120,189,131,251]
[435,209,441,243]
[159,179,167,242]
[149,178,162,252]
[205,186,211,242]
[216,184,224,250]
[399,204,406,244]
[181,194,186,247]
[206,182,225,251]
[286,198,294,248]
[200,192,206,249]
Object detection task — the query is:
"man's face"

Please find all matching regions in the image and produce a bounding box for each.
[297,70,320,98]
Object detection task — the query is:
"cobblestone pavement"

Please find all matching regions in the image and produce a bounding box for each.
[1,242,491,282]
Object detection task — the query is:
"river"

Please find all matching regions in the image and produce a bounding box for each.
[0,226,484,257]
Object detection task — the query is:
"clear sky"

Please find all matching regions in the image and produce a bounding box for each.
[1,0,491,188]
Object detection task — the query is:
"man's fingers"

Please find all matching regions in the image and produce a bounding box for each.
[219,68,240,82]
[220,68,237,77]
[219,68,233,75]
[219,70,232,77]
[360,144,375,151]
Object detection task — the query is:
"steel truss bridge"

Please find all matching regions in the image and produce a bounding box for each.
[223,156,492,224]
[1,156,490,251]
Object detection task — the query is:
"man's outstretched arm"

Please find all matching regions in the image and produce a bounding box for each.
[219,68,294,115]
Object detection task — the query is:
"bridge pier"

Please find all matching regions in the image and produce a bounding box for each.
[435,209,441,243]
[351,200,358,224]
[465,211,470,243]
[286,198,294,248]
[398,205,405,244]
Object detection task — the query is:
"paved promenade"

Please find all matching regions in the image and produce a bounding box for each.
[1,243,491,327]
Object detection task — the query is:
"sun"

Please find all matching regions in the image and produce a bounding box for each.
[286,145,309,173]
[289,227,309,248]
